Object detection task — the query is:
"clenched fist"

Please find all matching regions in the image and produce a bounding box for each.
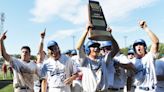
[0,31,7,40]
[107,27,112,33]
[139,20,147,29]
[40,29,46,39]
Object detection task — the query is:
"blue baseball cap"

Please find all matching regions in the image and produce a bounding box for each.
[71,49,77,55]
[133,39,146,47]
[86,40,100,48]
[47,40,58,48]
[133,39,147,52]
[128,49,134,54]
[64,50,72,54]
[100,41,112,48]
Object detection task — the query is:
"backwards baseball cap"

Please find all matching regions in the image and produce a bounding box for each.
[47,40,58,48]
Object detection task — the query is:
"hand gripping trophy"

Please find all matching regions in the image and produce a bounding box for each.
[88,0,111,41]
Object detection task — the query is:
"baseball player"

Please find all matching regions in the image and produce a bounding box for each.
[0,31,39,92]
[34,30,47,92]
[127,49,135,60]
[76,25,119,92]
[131,20,159,92]
[126,49,135,92]
[100,41,135,92]
[41,40,79,92]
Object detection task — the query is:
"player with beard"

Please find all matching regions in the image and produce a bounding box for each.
[130,20,159,92]
[41,40,79,92]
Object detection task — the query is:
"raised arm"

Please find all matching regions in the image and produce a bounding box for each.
[106,27,120,58]
[0,31,11,61]
[37,29,46,63]
[76,25,92,50]
[139,20,159,53]
[109,29,120,58]
[76,25,93,60]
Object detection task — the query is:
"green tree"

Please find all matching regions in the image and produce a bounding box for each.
[31,55,37,61]
[158,43,164,58]
[120,47,128,55]
[145,43,164,58]
[12,54,21,59]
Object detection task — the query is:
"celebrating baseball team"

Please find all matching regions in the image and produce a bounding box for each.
[0,1,163,92]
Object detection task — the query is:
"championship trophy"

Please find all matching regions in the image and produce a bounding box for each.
[88,0,111,41]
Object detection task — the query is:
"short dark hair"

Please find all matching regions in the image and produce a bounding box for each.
[21,46,31,53]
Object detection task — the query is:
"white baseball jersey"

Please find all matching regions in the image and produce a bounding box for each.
[131,52,157,92]
[10,57,38,90]
[155,58,164,92]
[41,54,77,92]
[78,46,112,91]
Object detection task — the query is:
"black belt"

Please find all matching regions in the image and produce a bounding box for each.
[131,86,136,88]
[108,87,124,91]
[15,86,29,89]
[139,86,155,91]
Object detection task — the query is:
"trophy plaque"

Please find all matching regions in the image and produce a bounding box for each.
[88,0,111,41]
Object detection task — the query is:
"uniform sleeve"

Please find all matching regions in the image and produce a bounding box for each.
[71,57,81,73]
[113,54,130,64]
[10,57,23,72]
[68,58,79,75]
[147,52,158,59]
[37,63,44,75]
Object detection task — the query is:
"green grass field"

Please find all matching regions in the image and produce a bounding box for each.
[0,70,13,92]
[0,84,13,92]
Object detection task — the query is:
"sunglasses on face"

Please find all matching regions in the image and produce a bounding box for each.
[90,46,100,52]
[101,46,111,51]
[90,45,100,48]
[128,53,134,55]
